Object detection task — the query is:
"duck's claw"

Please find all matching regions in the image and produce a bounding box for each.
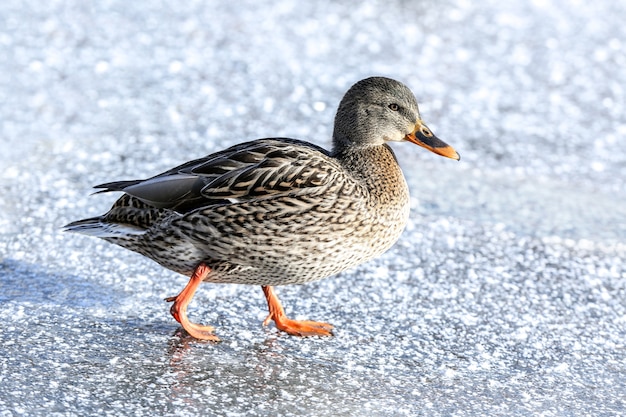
[262,286,334,337]
[166,263,220,341]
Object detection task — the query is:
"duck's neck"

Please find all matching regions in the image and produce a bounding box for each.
[332,143,405,189]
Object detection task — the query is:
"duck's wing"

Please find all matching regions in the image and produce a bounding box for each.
[94,138,343,213]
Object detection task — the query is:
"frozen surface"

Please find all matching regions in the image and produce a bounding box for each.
[1,0,625,416]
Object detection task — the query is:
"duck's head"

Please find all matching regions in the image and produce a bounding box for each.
[332,77,459,160]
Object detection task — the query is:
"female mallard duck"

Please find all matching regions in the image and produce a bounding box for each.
[65,77,459,341]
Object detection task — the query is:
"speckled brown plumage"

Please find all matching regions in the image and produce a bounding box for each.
[65,76,459,340]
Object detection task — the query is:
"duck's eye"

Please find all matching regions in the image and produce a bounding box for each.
[388,103,400,111]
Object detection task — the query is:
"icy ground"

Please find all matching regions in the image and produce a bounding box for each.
[1,1,625,416]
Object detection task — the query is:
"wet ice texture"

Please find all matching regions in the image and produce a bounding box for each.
[1,1,625,416]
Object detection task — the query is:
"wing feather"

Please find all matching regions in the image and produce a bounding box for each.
[95,138,343,213]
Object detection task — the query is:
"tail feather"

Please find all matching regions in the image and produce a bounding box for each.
[63,217,147,238]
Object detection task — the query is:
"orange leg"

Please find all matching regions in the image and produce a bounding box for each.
[165,263,219,341]
[261,286,333,337]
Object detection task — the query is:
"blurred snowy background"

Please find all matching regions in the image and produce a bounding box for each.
[1,1,624,416]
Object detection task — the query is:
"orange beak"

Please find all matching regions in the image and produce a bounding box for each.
[405,120,460,161]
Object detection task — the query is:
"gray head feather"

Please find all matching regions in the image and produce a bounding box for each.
[332,77,421,151]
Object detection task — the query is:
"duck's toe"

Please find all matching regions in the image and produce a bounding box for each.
[166,263,220,341]
[261,285,334,337]
[265,316,334,337]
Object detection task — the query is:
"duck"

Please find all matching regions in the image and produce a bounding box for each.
[64,76,459,341]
